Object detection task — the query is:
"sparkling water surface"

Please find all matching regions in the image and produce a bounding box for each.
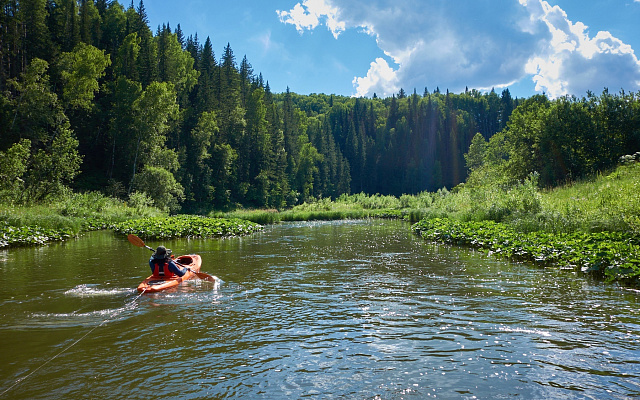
[1,220,639,399]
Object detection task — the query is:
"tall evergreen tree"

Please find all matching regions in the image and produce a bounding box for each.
[20,0,51,63]
[239,55,253,107]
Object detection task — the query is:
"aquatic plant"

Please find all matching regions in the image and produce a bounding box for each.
[113,215,263,239]
[412,218,640,286]
[0,222,75,248]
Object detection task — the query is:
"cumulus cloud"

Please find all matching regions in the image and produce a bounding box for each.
[276,0,345,39]
[524,1,640,97]
[352,57,399,97]
[278,0,640,98]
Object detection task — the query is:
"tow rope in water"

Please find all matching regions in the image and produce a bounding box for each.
[0,288,148,398]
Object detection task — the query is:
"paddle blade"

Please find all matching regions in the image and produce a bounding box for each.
[127,234,146,248]
[195,272,216,282]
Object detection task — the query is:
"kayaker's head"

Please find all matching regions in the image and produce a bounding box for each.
[153,246,171,259]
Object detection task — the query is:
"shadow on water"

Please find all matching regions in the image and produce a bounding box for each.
[1,221,639,399]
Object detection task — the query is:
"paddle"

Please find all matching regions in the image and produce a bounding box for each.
[127,234,216,282]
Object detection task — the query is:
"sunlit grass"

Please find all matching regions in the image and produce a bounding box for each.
[538,163,640,233]
[0,191,165,248]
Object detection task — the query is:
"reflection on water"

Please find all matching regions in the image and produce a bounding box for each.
[0,221,639,399]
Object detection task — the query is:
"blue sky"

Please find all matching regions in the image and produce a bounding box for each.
[143,0,640,99]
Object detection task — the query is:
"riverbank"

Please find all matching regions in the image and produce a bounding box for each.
[410,161,640,286]
[412,218,640,286]
[0,191,261,248]
[215,193,412,224]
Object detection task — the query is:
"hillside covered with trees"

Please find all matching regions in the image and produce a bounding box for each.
[1,0,639,213]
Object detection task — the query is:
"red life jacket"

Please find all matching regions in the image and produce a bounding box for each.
[152,259,175,278]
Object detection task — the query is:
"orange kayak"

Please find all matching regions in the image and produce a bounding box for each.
[137,254,202,293]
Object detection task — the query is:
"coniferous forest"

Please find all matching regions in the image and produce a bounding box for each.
[1,0,639,213]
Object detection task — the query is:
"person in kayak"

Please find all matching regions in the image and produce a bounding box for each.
[149,246,188,278]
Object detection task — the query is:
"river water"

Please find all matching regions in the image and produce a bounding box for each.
[1,219,639,399]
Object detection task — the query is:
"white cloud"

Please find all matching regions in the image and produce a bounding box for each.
[352,57,399,97]
[524,1,640,97]
[278,0,640,98]
[276,0,345,39]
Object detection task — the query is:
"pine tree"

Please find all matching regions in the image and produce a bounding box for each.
[79,0,101,47]
[131,0,156,86]
[0,1,20,88]
[57,0,80,52]
[20,0,51,63]
[195,36,217,113]
[175,23,184,48]
[239,55,253,107]
[219,42,239,112]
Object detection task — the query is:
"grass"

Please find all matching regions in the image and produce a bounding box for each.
[213,194,413,224]
[411,163,640,236]
[537,163,640,234]
[0,190,167,248]
[410,161,640,286]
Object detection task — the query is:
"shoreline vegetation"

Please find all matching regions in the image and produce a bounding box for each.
[2,158,639,286]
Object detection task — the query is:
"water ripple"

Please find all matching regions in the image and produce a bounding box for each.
[3,222,640,399]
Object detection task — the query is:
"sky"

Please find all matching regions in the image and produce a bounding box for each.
[143,0,640,99]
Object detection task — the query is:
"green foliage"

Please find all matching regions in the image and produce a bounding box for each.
[295,142,323,202]
[538,162,640,234]
[336,192,402,209]
[5,58,59,147]
[52,189,162,229]
[58,42,111,110]
[0,139,31,202]
[3,59,83,202]
[156,28,199,100]
[418,162,640,235]
[464,133,488,171]
[219,209,282,225]
[116,33,141,78]
[0,190,165,248]
[113,214,262,239]
[128,191,157,215]
[0,222,76,248]
[412,218,640,285]
[479,91,640,187]
[132,165,185,212]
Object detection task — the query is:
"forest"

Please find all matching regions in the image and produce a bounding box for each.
[1,0,639,214]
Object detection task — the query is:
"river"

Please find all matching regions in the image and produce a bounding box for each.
[1,219,639,399]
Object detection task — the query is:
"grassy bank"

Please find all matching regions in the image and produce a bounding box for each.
[3,161,639,288]
[0,191,261,248]
[415,162,640,236]
[412,218,640,286]
[215,193,425,224]
[0,191,165,248]
[411,162,640,286]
